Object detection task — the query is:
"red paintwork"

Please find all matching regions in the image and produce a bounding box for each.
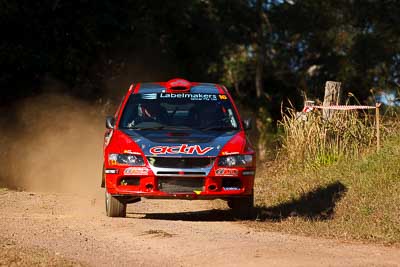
[103,79,256,199]
[215,84,226,94]
[132,83,140,94]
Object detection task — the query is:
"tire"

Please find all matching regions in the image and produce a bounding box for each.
[105,191,126,217]
[101,165,105,188]
[227,195,254,219]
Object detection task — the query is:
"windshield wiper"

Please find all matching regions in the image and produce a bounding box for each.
[162,125,192,130]
[199,116,238,131]
[124,125,194,131]
[199,126,237,131]
[123,125,165,130]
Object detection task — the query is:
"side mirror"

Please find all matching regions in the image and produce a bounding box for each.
[242,118,252,131]
[105,116,115,129]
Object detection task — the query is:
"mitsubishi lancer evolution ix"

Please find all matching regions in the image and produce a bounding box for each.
[102,78,256,217]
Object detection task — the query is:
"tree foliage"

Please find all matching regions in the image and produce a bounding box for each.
[1,0,399,109]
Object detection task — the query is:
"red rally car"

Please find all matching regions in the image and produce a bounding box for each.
[102,78,256,217]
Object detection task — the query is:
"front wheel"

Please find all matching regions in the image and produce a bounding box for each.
[227,195,254,219]
[101,165,105,188]
[105,191,126,217]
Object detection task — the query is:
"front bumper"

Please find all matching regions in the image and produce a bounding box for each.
[104,166,255,199]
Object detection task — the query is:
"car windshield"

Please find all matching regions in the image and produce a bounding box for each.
[119,92,240,131]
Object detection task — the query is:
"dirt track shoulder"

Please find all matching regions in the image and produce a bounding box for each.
[0,190,399,267]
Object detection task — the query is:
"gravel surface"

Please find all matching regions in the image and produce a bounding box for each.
[0,189,399,267]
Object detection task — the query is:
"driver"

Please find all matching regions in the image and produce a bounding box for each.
[198,101,227,127]
[138,102,169,124]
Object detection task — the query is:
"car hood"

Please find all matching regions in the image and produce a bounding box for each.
[120,129,240,157]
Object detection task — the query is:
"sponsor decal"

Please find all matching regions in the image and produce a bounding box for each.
[215,168,239,176]
[242,170,255,176]
[160,93,217,101]
[223,187,241,191]
[149,144,213,155]
[123,150,142,155]
[141,93,157,100]
[218,94,228,100]
[221,151,239,155]
[124,167,149,176]
[104,168,118,174]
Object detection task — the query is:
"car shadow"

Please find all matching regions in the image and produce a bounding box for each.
[129,209,238,222]
[128,181,346,222]
[255,181,347,221]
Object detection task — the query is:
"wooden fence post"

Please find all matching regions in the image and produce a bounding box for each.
[376,103,381,152]
[323,81,342,119]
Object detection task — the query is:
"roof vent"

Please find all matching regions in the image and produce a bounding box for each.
[166,78,191,92]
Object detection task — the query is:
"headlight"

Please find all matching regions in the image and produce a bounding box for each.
[218,154,253,167]
[108,154,145,166]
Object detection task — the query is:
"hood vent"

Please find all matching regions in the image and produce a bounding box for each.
[148,137,212,143]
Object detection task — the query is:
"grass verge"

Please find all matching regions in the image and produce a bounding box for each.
[253,134,400,245]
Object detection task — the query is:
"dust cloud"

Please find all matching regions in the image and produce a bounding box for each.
[0,94,114,195]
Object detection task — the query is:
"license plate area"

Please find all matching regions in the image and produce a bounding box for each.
[158,177,204,193]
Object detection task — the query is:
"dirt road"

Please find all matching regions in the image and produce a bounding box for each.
[0,189,399,267]
[0,95,397,266]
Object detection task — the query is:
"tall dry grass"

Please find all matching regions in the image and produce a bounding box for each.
[254,132,400,244]
[280,107,377,168]
[254,105,400,244]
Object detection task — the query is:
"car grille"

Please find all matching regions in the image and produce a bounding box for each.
[158,177,204,193]
[156,171,206,177]
[147,157,214,168]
